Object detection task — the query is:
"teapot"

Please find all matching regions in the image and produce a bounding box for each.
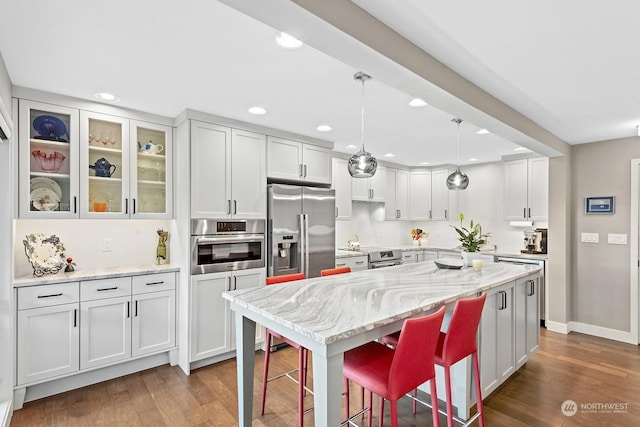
[89,157,116,177]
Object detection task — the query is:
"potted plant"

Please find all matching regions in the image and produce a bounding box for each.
[452,213,490,265]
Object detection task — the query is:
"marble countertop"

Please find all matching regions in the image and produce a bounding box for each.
[224,261,541,345]
[14,264,180,287]
[336,246,548,260]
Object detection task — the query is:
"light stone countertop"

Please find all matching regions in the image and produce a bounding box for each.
[224,261,541,346]
[14,264,180,287]
[336,246,548,261]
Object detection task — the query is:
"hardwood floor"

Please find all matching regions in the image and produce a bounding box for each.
[11,328,640,426]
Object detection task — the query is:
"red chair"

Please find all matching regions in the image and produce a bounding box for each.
[262,273,309,426]
[343,306,446,427]
[320,266,351,276]
[435,293,486,427]
[380,294,487,427]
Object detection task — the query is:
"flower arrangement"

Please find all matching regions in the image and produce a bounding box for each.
[411,228,424,241]
[452,213,490,253]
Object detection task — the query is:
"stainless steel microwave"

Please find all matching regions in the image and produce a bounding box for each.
[190,219,265,275]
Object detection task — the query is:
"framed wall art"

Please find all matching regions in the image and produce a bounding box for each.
[585,196,615,214]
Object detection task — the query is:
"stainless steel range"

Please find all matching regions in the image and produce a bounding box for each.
[358,246,403,269]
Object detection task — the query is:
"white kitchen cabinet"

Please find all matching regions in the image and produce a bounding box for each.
[191,121,266,218]
[401,250,417,264]
[384,168,409,220]
[332,157,352,220]
[504,157,548,221]
[335,255,368,271]
[515,276,540,368]
[352,166,385,202]
[18,100,80,218]
[437,250,461,260]
[80,277,132,370]
[190,268,265,362]
[267,136,332,184]
[79,273,175,369]
[431,168,451,220]
[480,281,515,397]
[409,170,431,219]
[17,282,80,385]
[422,250,438,262]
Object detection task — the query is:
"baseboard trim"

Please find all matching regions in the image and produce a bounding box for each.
[0,400,11,427]
[545,320,569,334]
[568,321,636,345]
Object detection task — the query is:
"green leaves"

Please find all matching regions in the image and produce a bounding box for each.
[452,219,489,252]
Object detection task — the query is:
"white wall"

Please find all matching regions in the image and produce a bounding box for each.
[337,161,547,253]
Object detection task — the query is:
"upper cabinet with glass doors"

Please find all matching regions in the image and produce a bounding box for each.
[19,100,80,218]
[80,112,172,218]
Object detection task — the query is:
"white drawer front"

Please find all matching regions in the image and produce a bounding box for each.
[335,256,369,271]
[132,272,175,294]
[81,277,132,302]
[18,282,80,310]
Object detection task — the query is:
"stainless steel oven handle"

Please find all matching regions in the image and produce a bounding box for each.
[371,261,398,268]
[194,235,265,245]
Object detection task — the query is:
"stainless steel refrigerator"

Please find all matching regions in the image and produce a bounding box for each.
[267,184,335,279]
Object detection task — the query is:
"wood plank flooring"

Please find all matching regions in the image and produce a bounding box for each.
[11,329,640,426]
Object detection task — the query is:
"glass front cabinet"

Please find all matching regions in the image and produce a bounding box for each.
[80,112,172,218]
[19,100,172,219]
[19,100,80,218]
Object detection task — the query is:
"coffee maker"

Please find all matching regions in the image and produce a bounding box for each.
[522,228,548,254]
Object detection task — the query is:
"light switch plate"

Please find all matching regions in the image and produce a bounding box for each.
[608,234,627,245]
[581,232,599,243]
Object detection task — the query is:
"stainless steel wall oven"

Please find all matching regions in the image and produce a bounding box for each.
[190,219,265,275]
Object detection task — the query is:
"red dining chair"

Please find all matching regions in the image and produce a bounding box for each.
[262,273,309,426]
[380,294,487,427]
[343,306,446,427]
[320,266,351,276]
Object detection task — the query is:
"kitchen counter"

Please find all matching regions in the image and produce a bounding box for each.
[335,249,368,258]
[224,261,541,426]
[14,264,180,287]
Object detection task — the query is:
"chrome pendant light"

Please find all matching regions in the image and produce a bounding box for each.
[348,71,378,178]
[447,118,470,190]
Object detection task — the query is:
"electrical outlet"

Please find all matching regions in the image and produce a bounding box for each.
[608,234,627,245]
[102,238,113,252]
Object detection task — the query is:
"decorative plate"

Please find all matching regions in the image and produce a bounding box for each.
[434,258,464,270]
[30,177,63,199]
[30,187,60,211]
[33,115,69,142]
[23,233,67,277]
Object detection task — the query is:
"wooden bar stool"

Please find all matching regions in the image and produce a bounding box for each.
[343,306,446,427]
[262,273,309,426]
[320,266,351,276]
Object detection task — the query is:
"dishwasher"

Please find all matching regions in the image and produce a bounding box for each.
[494,256,546,327]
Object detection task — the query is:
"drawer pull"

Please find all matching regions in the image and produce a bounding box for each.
[146,281,164,286]
[97,287,118,292]
[336,263,346,267]
[355,261,365,264]
[37,293,63,299]
[73,309,77,327]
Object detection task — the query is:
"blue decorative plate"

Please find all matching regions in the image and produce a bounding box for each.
[33,115,69,142]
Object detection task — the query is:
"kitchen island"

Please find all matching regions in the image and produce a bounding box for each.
[224,261,541,426]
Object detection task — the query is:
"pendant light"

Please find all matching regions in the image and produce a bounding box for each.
[446,118,470,190]
[348,71,378,178]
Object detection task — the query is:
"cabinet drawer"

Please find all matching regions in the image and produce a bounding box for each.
[132,272,175,294]
[81,277,132,301]
[335,256,369,271]
[18,282,80,310]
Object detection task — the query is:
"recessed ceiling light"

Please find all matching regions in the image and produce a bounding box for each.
[513,147,530,152]
[476,129,490,135]
[248,106,267,115]
[345,144,358,150]
[409,98,428,107]
[94,92,120,102]
[420,161,430,165]
[276,32,303,49]
[316,125,332,132]
[469,158,479,162]
[383,153,395,158]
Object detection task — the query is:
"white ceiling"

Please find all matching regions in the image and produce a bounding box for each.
[1,1,635,168]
